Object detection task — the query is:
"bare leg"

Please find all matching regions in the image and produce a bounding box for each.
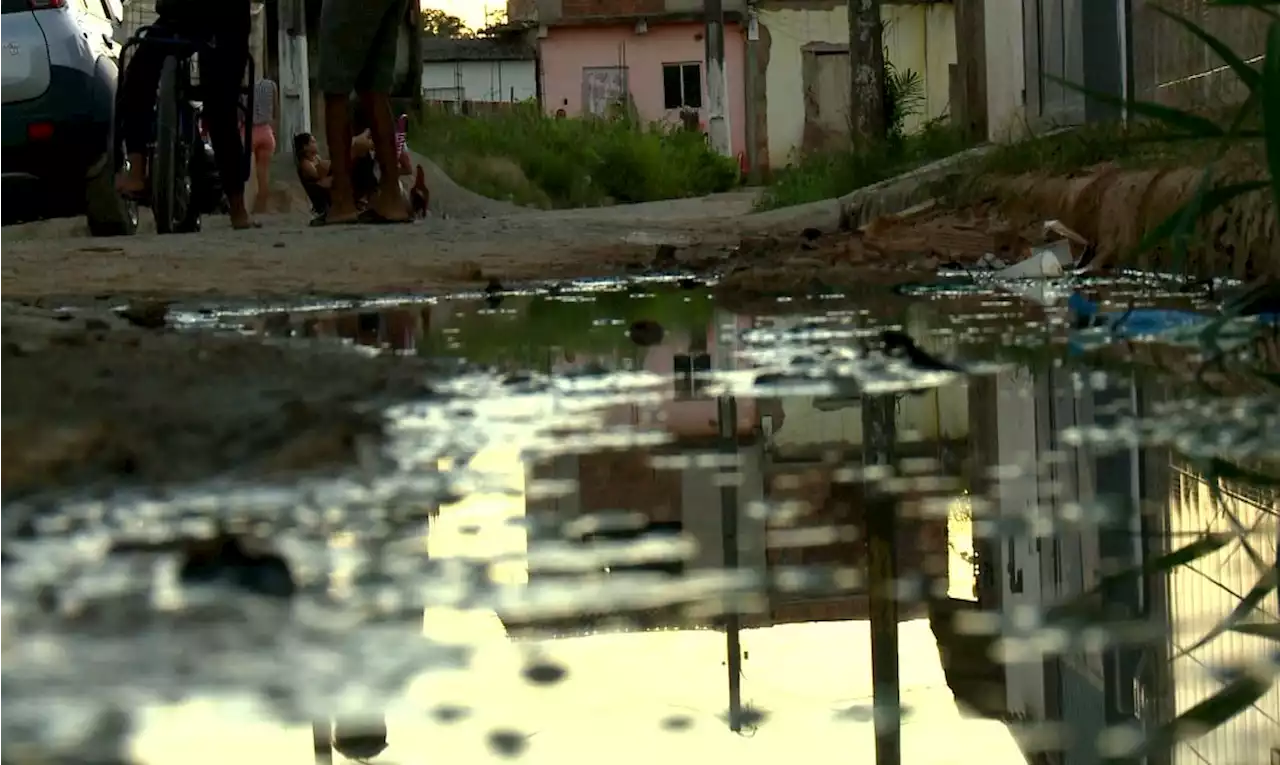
[324,93,360,223]
[252,140,272,214]
[360,92,409,222]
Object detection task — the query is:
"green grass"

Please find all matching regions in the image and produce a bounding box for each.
[975,119,1230,177]
[756,118,972,210]
[407,102,741,209]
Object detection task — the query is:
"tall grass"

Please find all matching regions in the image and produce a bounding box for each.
[407,101,741,208]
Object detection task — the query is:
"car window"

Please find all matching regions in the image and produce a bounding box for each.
[1,0,30,14]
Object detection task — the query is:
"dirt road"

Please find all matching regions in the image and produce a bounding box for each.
[2,190,762,303]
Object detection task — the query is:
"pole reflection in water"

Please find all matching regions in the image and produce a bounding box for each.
[863,393,901,765]
[717,393,744,732]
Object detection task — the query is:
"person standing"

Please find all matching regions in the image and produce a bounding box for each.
[116,0,256,229]
[312,0,412,226]
[250,76,280,215]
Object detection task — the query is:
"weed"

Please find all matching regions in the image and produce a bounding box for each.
[758,118,971,210]
[407,102,740,208]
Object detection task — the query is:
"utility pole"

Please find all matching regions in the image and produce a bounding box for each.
[863,393,900,765]
[704,0,732,157]
[847,0,886,144]
[277,0,312,147]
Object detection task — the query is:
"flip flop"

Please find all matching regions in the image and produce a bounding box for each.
[309,214,358,228]
[357,208,413,225]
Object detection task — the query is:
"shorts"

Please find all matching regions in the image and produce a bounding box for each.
[251,123,276,155]
[316,0,409,95]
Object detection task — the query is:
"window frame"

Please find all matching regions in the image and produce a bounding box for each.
[661,61,703,111]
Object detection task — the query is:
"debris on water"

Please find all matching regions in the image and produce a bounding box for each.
[991,249,1065,280]
[487,729,530,757]
[521,658,568,685]
[628,319,664,347]
[332,718,389,760]
[117,300,170,330]
[651,243,679,269]
[1043,218,1090,250]
[177,533,296,600]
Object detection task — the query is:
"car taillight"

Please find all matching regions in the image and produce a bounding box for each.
[28,0,66,8]
[27,122,53,140]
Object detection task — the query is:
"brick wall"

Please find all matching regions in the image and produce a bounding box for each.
[560,0,664,19]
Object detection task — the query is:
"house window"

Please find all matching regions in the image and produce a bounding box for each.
[662,62,702,110]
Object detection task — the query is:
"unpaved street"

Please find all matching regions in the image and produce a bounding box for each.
[2,189,764,302]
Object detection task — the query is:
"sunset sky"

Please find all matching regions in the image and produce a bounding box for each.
[424,0,496,32]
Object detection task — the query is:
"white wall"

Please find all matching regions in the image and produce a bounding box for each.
[983,1,1026,142]
[758,4,957,168]
[421,59,537,103]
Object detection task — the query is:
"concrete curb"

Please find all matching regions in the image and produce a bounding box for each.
[837,144,994,229]
[738,144,994,235]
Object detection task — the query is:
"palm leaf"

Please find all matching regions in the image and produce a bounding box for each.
[1173,566,1279,658]
[1122,663,1279,758]
[1229,621,1280,641]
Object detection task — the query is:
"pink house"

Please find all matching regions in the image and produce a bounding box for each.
[502,0,751,159]
[539,21,748,157]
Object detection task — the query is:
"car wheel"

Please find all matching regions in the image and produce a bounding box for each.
[85,150,139,238]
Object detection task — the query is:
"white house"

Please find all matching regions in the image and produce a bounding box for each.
[420,38,537,104]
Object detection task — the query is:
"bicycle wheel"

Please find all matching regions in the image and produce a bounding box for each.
[152,55,194,234]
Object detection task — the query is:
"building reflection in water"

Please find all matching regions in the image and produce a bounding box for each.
[220,298,1277,765]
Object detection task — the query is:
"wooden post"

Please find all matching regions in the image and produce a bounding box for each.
[863,393,900,765]
[847,0,886,144]
[953,0,988,142]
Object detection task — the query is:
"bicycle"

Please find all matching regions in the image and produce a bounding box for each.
[115,25,254,234]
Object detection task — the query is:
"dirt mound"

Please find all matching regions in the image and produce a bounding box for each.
[407,149,529,220]
[993,163,1279,279]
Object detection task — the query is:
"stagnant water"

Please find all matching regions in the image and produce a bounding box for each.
[4,273,1278,765]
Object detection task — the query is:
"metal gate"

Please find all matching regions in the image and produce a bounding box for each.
[1022,0,1125,128]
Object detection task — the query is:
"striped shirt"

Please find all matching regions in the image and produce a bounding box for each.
[252,78,277,125]
[395,114,408,157]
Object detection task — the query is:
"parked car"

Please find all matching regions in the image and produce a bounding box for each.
[1,0,137,235]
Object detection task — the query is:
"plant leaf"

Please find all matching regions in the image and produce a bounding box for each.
[1230,621,1280,641]
[1124,663,1279,758]
[1262,19,1280,219]
[1046,533,1234,623]
[1152,5,1263,91]
[1131,180,1268,257]
[1174,566,1279,658]
[1046,75,1226,136]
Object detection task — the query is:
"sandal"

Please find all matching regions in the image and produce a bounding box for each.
[356,208,413,225]
[309,213,358,228]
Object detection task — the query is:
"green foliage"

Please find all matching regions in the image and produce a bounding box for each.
[1049,0,1280,274]
[420,8,471,38]
[758,117,970,210]
[884,58,926,145]
[758,53,966,211]
[408,102,740,208]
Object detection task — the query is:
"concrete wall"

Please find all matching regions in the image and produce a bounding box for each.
[768,384,969,452]
[421,60,538,102]
[539,22,749,157]
[983,0,1026,141]
[756,3,956,168]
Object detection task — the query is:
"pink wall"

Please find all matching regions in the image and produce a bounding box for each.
[540,22,748,158]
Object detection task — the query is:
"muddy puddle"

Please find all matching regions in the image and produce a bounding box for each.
[3,273,1278,765]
